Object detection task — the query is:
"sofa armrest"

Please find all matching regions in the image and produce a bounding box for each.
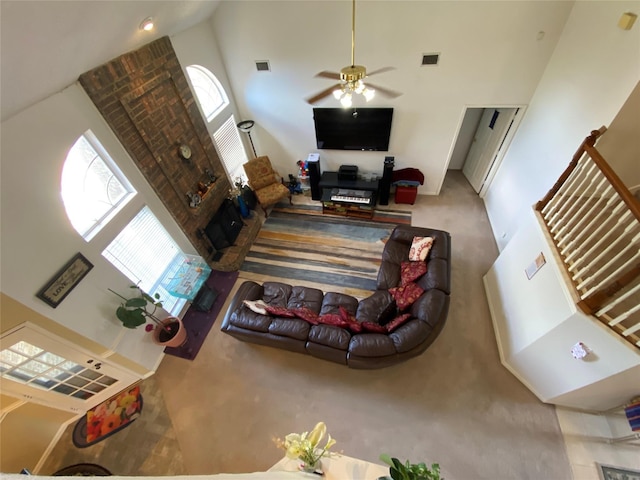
[220,280,264,332]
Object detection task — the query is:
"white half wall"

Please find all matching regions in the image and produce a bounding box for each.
[484,209,640,411]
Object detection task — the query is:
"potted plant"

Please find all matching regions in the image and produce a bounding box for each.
[379,454,442,480]
[108,285,187,348]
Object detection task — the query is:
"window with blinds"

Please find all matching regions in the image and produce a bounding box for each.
[102,206,185,314]
[213,115,249,185]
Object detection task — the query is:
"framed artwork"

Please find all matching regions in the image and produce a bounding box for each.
[597,463,640,480]
[36,253,93,308]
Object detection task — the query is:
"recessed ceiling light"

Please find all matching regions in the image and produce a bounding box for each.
[139,17,154,32]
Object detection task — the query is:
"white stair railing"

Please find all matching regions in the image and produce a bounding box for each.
[536,127,640,349]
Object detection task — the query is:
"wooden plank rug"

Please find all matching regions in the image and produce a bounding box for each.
[239,203,411,299]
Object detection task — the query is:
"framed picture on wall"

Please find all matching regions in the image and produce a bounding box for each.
[36,253,93,308]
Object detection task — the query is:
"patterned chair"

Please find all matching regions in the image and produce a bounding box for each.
[243,156,292,217]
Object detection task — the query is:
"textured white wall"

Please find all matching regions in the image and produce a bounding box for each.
[211,1,573,194]
[484,1,640,250]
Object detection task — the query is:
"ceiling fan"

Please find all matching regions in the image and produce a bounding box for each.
[306,0,402,107]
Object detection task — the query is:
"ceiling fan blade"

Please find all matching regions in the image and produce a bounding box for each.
[306,84,342,104]
[315,71,342,80]
[366,66,395,77]
[365,82,403,99]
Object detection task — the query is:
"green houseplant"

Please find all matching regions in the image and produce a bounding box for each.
[108,285,187,347]
[379,454,442,480]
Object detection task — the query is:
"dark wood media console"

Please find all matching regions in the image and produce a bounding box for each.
[318,171,380,219]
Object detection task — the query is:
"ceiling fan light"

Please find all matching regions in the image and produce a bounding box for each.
[363,88,375,102]
[354,80,365,94]
[333,88,344,100]
[340,93,352,108]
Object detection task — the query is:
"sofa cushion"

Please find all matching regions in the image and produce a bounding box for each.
[409,236,434,261]
[263,282,292,307]
[320,292,359,315]
[389,282,425,311]
[389,319,433,353]
[229,310,272,333]
[308,324,351,349]
[348,333,396,357]
[268,318,311,340]
[416,258,450,295]
[409,289,449,328]
[355,290,396,324]
[287,286,324,311]
[376,260,402,290]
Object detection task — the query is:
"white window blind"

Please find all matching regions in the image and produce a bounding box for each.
[102,206,184,314]
[213,115,249,184]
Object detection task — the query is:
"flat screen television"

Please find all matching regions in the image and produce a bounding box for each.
[313,107,393,151]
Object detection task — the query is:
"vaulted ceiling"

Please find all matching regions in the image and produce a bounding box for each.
[0,0,220,122]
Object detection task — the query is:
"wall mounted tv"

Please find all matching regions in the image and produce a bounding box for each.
[313,107,393,151]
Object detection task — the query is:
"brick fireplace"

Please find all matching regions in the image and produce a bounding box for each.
[78,36,258,270]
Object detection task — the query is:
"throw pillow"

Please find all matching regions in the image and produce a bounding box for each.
[263,305,296,318]
[291,307,320,325]
[400,261,428,286]
[338,306,364,333]
[386,313,412,333]
[243,299,268,315]
[318,313,349,328]
[347,321,363,334]
[389,282,425,311]
[409,236,434,262]
[360,321,388,334]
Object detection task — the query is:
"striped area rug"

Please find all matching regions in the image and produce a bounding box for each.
[238,203,411,299]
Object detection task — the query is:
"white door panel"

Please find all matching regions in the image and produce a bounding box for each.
[463,108,516,193]
[0,323,138,414]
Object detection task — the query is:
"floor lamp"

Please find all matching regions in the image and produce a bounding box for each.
[237,120,257,158]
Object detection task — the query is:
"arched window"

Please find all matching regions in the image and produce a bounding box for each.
[186,65,229,122]
[61,131,186,315]
[61,130,136,240]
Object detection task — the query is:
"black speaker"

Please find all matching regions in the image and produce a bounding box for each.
[379,156,394,205]
[308,158,322,200]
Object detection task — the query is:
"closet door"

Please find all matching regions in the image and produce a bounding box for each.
[0,323,138,414]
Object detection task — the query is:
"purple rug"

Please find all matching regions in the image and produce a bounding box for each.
[164,269,239,360]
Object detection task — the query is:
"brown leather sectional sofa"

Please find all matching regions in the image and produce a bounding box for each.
[220,225,451,368]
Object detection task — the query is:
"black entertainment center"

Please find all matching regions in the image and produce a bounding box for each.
[318,171,380,219]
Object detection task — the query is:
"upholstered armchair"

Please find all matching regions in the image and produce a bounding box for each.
[243,156,292,217]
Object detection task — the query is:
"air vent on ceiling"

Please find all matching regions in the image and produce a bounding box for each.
[255,60,271,72]
[421,53,440,66]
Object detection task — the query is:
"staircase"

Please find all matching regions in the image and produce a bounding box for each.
[535,127,640,349]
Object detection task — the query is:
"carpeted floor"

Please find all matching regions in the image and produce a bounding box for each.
[153,172,573,479]
[238,208,410,298]
[41,172,574,479]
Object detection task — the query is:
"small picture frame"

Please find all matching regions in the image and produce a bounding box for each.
[36,253,93,308]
